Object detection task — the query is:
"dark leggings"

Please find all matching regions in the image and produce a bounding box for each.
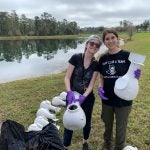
[63,93,95,147]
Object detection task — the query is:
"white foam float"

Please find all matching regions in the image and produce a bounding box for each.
[52,96,66,106]
[59,91,67,101]
[36,108,56,120]
[27,123,43,132]
[34,116,49,127]
[123,145,138,150]
[63,102,86,131]
[73,91,81,100]
[40,100,61,113]
[114,52,146,100]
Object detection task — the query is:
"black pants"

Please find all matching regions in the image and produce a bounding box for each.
[63,93,95,147]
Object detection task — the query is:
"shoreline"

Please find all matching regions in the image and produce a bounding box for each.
[0,35,85,41]
[0,69,66,84]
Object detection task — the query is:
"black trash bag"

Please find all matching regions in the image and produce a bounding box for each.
[0,120,26,150]
[0,120,64,150]
[7,140,26,150]
[26,123,64,150]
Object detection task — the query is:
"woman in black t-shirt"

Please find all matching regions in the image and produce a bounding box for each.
[63,35,102,150]
[96,29,141,150]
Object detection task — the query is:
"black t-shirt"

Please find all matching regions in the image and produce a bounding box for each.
[69,53,98,94]
[95,50,132,107]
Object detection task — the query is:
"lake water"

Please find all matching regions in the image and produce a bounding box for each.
[0,38,109,83]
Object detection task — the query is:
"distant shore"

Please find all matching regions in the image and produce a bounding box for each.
[0,35,87,41]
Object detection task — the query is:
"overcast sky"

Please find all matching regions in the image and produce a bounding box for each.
[0,0,150,28]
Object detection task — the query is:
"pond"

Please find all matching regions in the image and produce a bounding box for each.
[0,38,108,83]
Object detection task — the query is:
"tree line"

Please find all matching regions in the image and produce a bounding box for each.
[0,10,80,36]
[0,10,150,36]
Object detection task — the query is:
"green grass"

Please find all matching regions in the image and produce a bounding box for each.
[0,32,150,150]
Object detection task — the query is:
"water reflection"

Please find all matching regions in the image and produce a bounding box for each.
[0,39,85,83]
[0,39,84,62]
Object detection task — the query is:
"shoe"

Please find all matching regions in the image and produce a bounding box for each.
[102,142,112,150]
[82,142,90,150]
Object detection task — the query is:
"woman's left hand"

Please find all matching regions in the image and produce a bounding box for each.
[74,95,86,105]
[134,69,141,80]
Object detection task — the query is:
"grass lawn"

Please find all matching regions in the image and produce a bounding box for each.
[0,32,150,150]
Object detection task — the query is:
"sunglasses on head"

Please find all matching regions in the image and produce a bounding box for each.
[89,41,100,48]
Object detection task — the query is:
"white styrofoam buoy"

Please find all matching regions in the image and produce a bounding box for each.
[34,116,49,127]
[27,123,42,132]
[63,102,86,131]
[123,145,138,150]
[114,53,146,100]
[36,108,56,120]
[52,96,66,106]
[59,91,67,101]
[40,100,61,113]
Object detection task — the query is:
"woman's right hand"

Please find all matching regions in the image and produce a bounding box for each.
[98,87,108,100]
[66,91,75,106]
